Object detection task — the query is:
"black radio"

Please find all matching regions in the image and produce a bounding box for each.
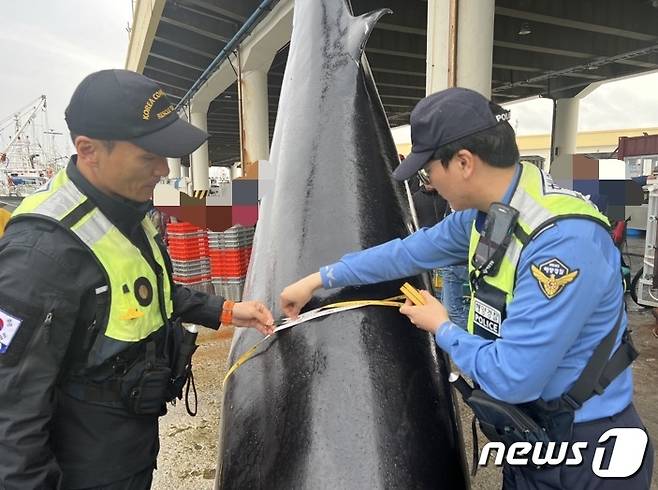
[472,202,519,278]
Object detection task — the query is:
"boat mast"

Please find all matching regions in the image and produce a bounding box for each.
[1,95,47,162]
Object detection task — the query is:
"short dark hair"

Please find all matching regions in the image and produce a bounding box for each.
[433,102,519,168]
[70,132,115,153]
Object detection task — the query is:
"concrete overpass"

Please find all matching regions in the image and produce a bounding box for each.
[126,0,658,194]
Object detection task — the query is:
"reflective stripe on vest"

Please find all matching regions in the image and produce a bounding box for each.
[466,163,609,338]
[12,169,174,343]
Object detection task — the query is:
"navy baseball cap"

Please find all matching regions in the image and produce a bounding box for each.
[393,87,511,181]
[65,69,207,158]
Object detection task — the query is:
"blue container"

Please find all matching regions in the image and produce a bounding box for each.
[626,228,645,237]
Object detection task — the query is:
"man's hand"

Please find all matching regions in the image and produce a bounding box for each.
[280,272,323,319]
[399,290,449,334]
[232,301,275,336]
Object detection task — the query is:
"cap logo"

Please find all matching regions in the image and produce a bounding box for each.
[143,88,168,121]
[495,111,511,123]
[156,105,175,120]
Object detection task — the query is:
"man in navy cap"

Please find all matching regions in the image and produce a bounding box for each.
[0,70,274,489]
[281,87,653,488]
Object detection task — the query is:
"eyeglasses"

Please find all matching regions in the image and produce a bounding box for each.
[417,168,430,185]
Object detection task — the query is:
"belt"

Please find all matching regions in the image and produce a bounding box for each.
[61,379,123,403]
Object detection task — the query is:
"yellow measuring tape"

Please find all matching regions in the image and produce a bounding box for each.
[222,283,426,385]
[400,282,426,306]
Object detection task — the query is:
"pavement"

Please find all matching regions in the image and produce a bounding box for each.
[153,236,658,490]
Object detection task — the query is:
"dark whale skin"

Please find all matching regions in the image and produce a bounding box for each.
[216,0,469,488]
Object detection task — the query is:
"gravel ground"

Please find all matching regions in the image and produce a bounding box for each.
[153,238,658,489]
[153,327,233,490]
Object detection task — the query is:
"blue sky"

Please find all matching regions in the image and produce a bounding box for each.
[1,0,657,155]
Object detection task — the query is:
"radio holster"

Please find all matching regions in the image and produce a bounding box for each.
[120,341,171,416]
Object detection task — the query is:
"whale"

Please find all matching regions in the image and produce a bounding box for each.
[216,0,469,488]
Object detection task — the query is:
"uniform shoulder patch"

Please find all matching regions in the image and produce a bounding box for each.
[0,307,24,354]
[531,258,579,299]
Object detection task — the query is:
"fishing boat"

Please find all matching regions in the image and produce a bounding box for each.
[0,95,67,202]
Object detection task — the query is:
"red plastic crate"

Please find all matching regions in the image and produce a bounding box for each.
[211,273,247,279]
[173,273,211,283]
[167,223,200,232]
[211,264,247,270]
[169,251,205,261]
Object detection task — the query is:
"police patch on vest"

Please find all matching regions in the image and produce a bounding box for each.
[539,171,590,202]
[531,258,579,299]
[134,277,153,307]
[473,298,502,337]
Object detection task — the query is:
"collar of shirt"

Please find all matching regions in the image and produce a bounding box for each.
[66,155,153,238]
[475,162,522,231]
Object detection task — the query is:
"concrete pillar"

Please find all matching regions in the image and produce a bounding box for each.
[167,158,181,179]
[240,69,270,166]
[426,0,451,95]
[190,111,209,193]
[456,0,494,97]
[426,0,494,97]
[549,97,580,183]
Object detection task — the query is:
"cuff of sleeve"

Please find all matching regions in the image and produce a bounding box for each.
[320,264,341,289]
[194,294,224,330]
[434,320,464,353]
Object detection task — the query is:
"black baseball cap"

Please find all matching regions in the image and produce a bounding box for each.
[393,87,511,181]
[65,69,208,158]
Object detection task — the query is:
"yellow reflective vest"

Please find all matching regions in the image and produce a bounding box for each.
[467,163,609,340]
[0,207,10,238]
[11,169,173,346]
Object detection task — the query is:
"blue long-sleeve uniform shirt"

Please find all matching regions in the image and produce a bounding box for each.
[320,165,632,423]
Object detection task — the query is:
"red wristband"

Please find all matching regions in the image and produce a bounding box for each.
[221,300,235,326]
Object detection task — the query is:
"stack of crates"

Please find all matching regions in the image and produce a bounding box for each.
[166,222,213,295]
[208,225,255,301]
